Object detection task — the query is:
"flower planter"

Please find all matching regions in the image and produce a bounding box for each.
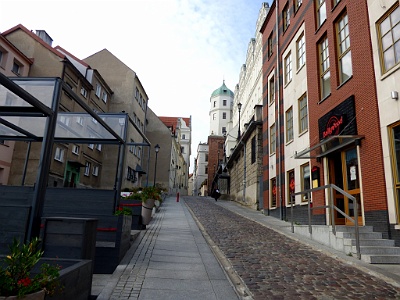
[0,289,45,300]
[141,199,155,225]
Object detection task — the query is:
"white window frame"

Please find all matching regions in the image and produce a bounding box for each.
[285,52,293,84]
[72,145,80,155]
[92,165,99,176]
[54,147,65,162]
[297,33,306,69]
[84,162,91,176]
[95,84,101,97]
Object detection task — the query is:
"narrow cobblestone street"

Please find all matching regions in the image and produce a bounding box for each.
[185,197,400,300]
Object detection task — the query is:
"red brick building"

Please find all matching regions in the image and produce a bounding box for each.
[261,0,389,236]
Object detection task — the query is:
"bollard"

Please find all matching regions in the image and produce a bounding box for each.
[176,192,180,202]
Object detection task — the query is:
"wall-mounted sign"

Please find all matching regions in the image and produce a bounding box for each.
[318,96,357,141]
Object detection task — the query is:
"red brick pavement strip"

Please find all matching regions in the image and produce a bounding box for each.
[185,198,400,300]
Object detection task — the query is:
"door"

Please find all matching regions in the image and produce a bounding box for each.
[343,148,362,225]
[329,147,362,225]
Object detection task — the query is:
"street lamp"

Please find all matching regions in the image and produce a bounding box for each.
[153,144,160,187]
[237,102,242,139]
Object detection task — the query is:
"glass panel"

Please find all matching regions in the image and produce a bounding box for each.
[340,51,353,82]
[348,194,362,218]
[382,32,393,50]
[384,48,395,70]
[1,116,47,136]
[380,17,391,35]
[346,148,359,190]
[393,125,400,181]
[55,113,125,140]
[11,79,56,108]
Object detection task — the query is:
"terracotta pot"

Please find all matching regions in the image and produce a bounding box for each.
[141,199,155,225]
[0,289,45,300]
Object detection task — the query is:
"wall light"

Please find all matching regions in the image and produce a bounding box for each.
[392,91,399,100]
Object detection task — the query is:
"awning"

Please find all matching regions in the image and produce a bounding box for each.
[294,135,365,159]
[135,164,146,174]
[67,160,86,168]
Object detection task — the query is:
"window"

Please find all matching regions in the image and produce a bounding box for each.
[182,134,186,139]
[12,61,21,75]
[143,100,146,111]
[95,84,101,97]
[251,136,256,164]
[286,107,294,142]
[319,36,331,99]
[80,87,88,98]
[222,126,226,134]
[299,93,308,133]
[316,0,327,28]
[269,75,275,104]
[88,134,95,149]
[129,139,135,153]
[213,113,216,120]
[333,0,341,6]
[0,51,3,65]
[337,12,352,83]
[283,4,290,31]
[294,0,302,12]
[59,115,70,126]
[76,116,84,126]
[54,147,65,162]
[205,154,209,162]
[135,87,139,99]
[214,101,216,107]
[284,52,292,84]
[270,124,276,154]
[288,170,295,204]
[301,163,311,201]
[378,4,400,73]
[72,145,80,155]
[96,144,102,151]
[297,33,306,69]
[92,165,99,176]
[268,33,273,57]
[271,178,277,207]
[101,91,108,103]
[223,112,227,119]
[223,100,227,106]
[84,162,91,176]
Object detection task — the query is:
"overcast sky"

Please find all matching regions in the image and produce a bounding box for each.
[0,0,268,173]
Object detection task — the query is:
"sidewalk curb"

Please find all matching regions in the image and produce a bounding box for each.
[183,199,253,300]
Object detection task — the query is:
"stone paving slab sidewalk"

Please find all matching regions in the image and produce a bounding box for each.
[92,196,238,300]
[184,197,400,299]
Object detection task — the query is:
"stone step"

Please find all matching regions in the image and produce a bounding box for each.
[344,238,395,247]
[336,231,383,239]
[334,225,374,233]
[362,255,400,264]
[353,246,400,255]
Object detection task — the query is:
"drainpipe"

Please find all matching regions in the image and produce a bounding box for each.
[242,141,247,203]
[275,0,283,220]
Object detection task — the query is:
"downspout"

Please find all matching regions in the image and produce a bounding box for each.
[275,0,283,220]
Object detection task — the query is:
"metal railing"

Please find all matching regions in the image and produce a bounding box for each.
[290,184,360,260]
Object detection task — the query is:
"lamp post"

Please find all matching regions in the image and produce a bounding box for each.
[237,102,242,139]
[153,144,160,187]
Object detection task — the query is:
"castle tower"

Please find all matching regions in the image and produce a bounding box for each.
[209,81,234,136]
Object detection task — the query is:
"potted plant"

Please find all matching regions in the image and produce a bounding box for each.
[0,238,61,299]
[140,186,162,225]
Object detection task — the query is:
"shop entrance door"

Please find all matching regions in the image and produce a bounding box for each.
[328,147,363,226]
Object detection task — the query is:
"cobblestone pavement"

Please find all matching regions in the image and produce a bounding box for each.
[185,197,400,300]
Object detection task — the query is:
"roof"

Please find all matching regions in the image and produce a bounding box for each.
[210,80,234,99]
[2,24,66,60]
[159,116,191,135]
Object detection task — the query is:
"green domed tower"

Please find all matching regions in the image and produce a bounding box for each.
[209,81,234,136]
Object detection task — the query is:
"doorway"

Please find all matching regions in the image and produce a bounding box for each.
[328,147,363,226]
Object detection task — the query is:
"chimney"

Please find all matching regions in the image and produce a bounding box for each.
[35,30,53,46]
